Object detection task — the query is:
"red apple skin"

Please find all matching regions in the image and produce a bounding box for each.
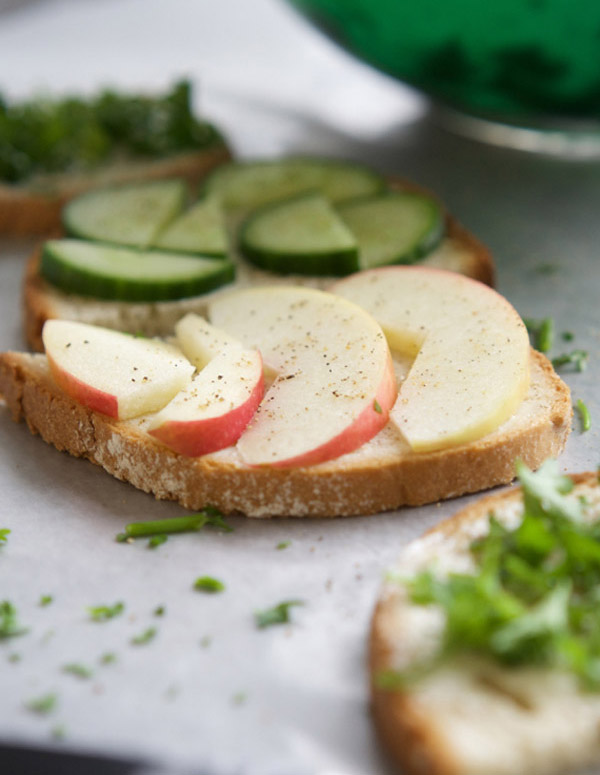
[251,350,397,469]
[148,372,265,457]
[47,354,118,417]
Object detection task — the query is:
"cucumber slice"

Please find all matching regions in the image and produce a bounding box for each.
[40,239,235,302]
[203,157,385,213]
[337,191,445,269]
[239,193,359,276]
[63,179,187,248]
[154,195,228,257]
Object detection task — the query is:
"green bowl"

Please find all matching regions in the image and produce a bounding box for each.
[289,0,600,130]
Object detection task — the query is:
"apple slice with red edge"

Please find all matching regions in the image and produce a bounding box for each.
[331,266,531,452]
[42,320,194,419]
[147,346,264,457]
[208,285,397,468]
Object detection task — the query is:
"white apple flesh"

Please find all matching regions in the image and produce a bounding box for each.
[147,347,264,457]
[175,313,246,370]
[42,320,194,419]
[208,286,396,468]
[331,266,530,452]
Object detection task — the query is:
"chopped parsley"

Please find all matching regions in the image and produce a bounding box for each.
[576,399,592,432]
[552,349,589,372]
[524,317,554,353]
[62,663,93,680]
[194,576,225,593]
[383,460,600,690]
[87,602,124,622]
[153,605,166,617]
[39,595,53,607]
[130,627,157,646]
[0,528,10,545]
[255,600,304,629]
[117,506,233,542]
[373,399,383,414]
[99,652,117,665]
[25,693,58,715]
[0,601,28,639]
[0,80,223,184]
[276,541,291,550]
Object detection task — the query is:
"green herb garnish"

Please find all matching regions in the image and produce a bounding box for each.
[576,399,592,432]
[524,317,554,353]
[154,605,166,617]
[117,506,232,542]
[194,576,225,593]
[276,541,291,550]
[552,349,589,372]
[0,528,10,545]
[0,601,28,639]
[0,80,223,184]
[387,460,600,690]
[99,652,117,665]
[562,331,575,342]
[62,663,93,680]
[130,627,157,646]
[373,399,382,414]
[39,595,53,607]
[87,602,124,622]
[148,534,168,549]
[254,600,304,629]
[25,693,57,715]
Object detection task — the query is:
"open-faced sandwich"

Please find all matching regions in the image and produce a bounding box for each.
[370,461,600,774]
[0,80,230,236]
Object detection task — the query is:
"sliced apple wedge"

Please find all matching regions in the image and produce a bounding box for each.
[42,320,194,419]
[331,266,530,452]
[208,286,396,468]
[175,313,247,370]
[147,347,264,457]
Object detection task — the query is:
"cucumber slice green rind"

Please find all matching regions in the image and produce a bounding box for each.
[154,195,228,257]
[62,179,187,249]
[239,193,360,276]
[203,157,386,213]
[337,191,446,270]
[40,240,235,302]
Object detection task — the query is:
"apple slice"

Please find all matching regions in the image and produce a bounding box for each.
[147,347,264,457]
[175,313,247,370]
[331,266,531,452]
[208,286,396,468]
[42,320,194,419]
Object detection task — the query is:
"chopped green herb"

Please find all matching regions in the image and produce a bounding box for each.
[99,652,117,665]
[255,600,304,629]
[51,724,67,740]
[117,506,232,542]
[552,349,589,372]
[276,541,291,550]
[373,399,382,414]
[39,595,53,607]
[87,602,124,622]
[524,317,554,353]
[62,663,93,680]
[387,460,600,690]
[194,576,225,593]
[148,534,168,549]
[130,627,157,646]
[0,601,28,639]
[0,528,10,545]
[576,399,592,432]
[154,605,166,617]
[562,331,575,342]
[25,693,57,715]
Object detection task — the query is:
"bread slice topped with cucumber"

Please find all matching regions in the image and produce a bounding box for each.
[370,461,600,775]
[2,267,571,518]
[0,81,230,236]
[24,155,494,350]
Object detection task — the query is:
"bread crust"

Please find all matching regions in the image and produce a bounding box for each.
[369,472,600,775]
[0,349,571,518]
[0,143,230,237]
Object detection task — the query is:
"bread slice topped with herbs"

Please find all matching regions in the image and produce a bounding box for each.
[2,268,571,518]
[370,461,600,775]
[0,81,230,236]
[23,155,494,351]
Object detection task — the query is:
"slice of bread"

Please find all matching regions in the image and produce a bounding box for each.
[0,347,570,518]
[22,197,495,352]
[0,144,231,237]
[370,472,600,775]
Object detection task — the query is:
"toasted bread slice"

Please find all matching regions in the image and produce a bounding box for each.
[370,472,600,775]
[23,202,494,352]
[0,347,570,518]
[0,144,231,237]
